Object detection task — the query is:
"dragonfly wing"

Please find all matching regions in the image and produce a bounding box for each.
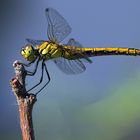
[66,38,92,63]
[45,8,72,43]
[26,38,45,47]
[53,58,86,74]
[67,38,83,47]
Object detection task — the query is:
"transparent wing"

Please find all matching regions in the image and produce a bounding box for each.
[26,38,45,47]
[45,8,72,43]
[53,58,86,74]
[67,38,92,63]
[53,38,91,74]
[67,38,82,47]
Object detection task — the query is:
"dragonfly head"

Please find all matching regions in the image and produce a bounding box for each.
[21,44,38,61]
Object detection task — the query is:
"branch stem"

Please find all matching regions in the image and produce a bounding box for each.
[10,61,36,140]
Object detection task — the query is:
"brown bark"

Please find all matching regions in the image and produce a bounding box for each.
[10,61,36,140]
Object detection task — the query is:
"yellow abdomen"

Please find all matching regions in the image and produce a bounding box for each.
[63,46,140,60]
[82,47,140,57]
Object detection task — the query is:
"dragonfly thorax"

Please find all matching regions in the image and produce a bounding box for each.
[21,44,38,62]
[38,42,63,60]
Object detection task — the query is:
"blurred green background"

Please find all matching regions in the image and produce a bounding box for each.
[1,0,140,140]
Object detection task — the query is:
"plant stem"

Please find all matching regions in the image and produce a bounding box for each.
[10,61,36,140]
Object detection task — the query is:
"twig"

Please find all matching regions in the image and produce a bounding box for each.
[10,61,37,140]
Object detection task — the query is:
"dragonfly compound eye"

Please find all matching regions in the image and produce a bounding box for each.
[20,45,37,62]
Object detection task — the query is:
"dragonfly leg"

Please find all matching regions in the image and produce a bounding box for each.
[35,61,50,95]
[20,60,35,67]
[25,57,40,76]
[27,60,44,92]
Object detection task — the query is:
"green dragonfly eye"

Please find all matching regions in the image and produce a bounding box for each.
[21,45,37,61]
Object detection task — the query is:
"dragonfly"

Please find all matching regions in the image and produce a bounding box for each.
[21,7,140,95]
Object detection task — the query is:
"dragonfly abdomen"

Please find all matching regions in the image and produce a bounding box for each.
[81,47,140,57]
